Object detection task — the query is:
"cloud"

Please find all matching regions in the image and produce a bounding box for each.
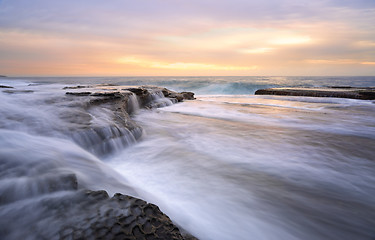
[305,59,359,64]
[117,57,257,71]
[0,0,374,75]
[240,48,274,54]
[269,36,312,45]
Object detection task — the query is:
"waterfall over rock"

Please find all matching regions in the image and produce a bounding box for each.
[0,82,196,240]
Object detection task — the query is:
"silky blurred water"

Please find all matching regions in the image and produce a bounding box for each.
[1,76,375,239]
[109,95,375,240]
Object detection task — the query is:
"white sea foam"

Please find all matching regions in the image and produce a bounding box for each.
[109,95,375,240]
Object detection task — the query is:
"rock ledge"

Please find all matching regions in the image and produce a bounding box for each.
[255,87,375,100]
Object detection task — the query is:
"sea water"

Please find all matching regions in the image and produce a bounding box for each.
[0,76,375,240]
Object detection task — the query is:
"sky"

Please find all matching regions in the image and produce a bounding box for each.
[0,0,374,76]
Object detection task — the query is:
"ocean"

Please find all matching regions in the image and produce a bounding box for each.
[1,76,375,240]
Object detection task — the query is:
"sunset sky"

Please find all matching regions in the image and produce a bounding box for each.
[0,0,374,76]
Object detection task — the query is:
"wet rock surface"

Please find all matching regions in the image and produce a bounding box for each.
[62,85,194,156]
[56,190,185,240]
[0,179,189,240]
[255,87,375,100]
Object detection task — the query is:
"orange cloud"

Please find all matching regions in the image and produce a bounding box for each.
[305,59,359,64]
[117,57,257,71]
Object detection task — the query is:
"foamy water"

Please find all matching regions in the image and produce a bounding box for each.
[109,95,375,240]
[1,77,375,239]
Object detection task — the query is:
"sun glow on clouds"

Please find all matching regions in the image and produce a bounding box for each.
[159,28,314,53]
[306,59,359,64]
[117,57,257,71]
[240,48,274,54]
[269,36,312,45]
[305,59,375,65]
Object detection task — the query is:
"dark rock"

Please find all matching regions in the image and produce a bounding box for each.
[159,88,195,101]
[90,92,121,97]
[359,91,375,100]
[85,190,110,202]
[328,86,353,89]
[63,85,90,89]
[168,92,184,102]
[0,85,13,88]
[66,92,92,96]
[124,88,151,107]
[3,89,34,94]
[162,88,170,97]
[255,87,375,100]
[181,92,195,100]
[53,190,186,240]
[89,92,125,105]
[126,88,148,96]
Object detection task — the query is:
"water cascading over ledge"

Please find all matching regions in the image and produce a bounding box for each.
[64,85,195,156]
[0,83,196,240]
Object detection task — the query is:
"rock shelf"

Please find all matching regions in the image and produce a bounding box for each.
[255,87,375,100]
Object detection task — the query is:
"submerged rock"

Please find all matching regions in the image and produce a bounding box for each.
[255,87,375,100]
[63,85,91,89]
[3,89,34,94]
[0,85,13,88]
